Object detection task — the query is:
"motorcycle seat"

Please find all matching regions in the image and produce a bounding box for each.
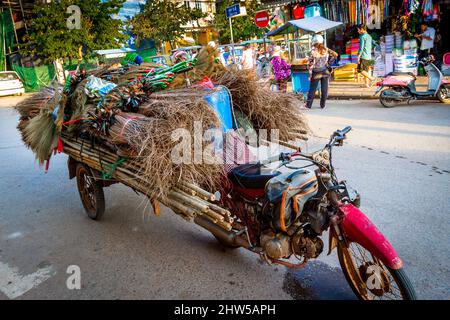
[386,72,416,79]
[228,163,280,189]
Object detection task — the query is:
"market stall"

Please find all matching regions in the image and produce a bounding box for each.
[266,16,343,95]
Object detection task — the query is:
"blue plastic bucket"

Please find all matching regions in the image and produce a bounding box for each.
[204,85,235,132]
[292,71,319,97]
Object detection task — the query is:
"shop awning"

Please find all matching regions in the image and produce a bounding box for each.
[266,16,343,37]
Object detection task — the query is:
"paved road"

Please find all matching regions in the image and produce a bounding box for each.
[0,98,449,300]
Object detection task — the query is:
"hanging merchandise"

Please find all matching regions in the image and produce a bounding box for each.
[293,5,305,19]
[304,3,322,18]
[403,0,420,16]
[432,4,439,21]
[270,7,285,31]
[324,0,349,24]
[384,0,390,23]
[422,0,433,16]
[422,0,437,21]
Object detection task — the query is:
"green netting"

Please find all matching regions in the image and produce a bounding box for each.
[64,57,99,71]
[136,48,157,59]
[1,11,15,71]
[11,64,56,92]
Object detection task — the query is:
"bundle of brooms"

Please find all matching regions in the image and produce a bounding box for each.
[15,46,310,232]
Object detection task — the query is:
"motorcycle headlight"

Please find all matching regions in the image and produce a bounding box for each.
[347,185,361,208]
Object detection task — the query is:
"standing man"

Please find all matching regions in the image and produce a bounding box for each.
[357,24,376,87]
[241,44,255,71]
[415,22,436,60]
[221,46,232,67]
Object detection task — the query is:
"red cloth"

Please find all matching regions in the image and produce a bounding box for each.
[223,131,256,173]
[293,5,305,19]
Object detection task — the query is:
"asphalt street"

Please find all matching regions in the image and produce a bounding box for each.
[0,97,449,300]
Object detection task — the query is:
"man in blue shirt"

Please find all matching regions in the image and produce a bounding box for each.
[357,25,376,87]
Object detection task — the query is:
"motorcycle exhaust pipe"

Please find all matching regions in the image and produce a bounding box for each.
[194,216,250,249]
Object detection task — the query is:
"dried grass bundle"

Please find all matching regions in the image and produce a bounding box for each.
[116,62,162,85]
[108,112,150,146]
[125,96,225,199]
[168,47,310,141]
[21,103,60,164]
[169,46,225,88]
[212,70,310,141]
[15,86,62,120]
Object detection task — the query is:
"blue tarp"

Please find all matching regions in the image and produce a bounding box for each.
[266,17,343,37]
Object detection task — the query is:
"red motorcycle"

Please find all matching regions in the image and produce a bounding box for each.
[218,126,416,300]
[69,126,416,300]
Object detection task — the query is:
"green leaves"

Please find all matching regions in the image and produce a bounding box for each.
[130,0,206,49]
[24,0,127,63]
[213,0,264,44]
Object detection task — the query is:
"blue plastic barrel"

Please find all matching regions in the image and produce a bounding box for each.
[292,71,319,97]
[204,85,235,132]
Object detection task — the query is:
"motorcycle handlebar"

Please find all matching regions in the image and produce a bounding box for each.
[337,126,352,136]
[256,127,352,167]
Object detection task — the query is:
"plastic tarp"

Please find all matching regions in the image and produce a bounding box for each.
[1,11,15,71]
[266,16,343,37]
[11,64,56,92]
[85,75,117,98]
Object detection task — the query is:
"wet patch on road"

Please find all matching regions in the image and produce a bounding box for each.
[360,145,450,175]
[282,260,356,300]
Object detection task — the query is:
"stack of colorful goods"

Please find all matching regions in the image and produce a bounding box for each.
[345,39,360,64]
[384,35,394,53]
[339,54,351,65]
[394,32,403,53]
[393,39,418,75]
[333,63,358,81]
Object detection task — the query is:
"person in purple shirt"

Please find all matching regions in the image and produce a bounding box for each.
[270,46,291,92]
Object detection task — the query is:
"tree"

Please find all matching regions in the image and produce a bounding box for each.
[213,0,264,44]
[130,0,206,50]
[24,0,127,63]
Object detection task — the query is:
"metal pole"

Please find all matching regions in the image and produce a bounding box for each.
[7,1,20,50]
[229,17,236,65]
[2,8,7,70]
[18,0,28,34]
[229,17,234,44]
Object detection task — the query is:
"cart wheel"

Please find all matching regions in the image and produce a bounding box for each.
[75,163,105,220]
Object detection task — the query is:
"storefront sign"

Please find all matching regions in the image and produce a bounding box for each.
[226,4,241,19]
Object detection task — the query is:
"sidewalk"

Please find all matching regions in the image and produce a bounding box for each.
[282,76,430,99]
[0,93,33,108]
[327,76,429,99]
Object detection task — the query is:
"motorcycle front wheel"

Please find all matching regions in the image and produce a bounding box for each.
[337,242,417,300]
[437,85,450,104]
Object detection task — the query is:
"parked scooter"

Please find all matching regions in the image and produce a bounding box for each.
[375,55,450,107]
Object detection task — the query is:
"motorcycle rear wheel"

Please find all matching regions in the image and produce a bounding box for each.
[437,86,450,104]
[379,89,400,108]
[337,242,416,300]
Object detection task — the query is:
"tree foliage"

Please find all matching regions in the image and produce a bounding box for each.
[213,0,264,44]
[24,0,127,63]
[130,0,206,50]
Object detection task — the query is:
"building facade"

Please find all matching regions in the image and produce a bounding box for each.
[178,0,218,46]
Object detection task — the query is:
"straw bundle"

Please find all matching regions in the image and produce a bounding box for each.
[169,47,310,141]
[21,103,59,164]
[212,70,310,141]
[15,86,61,121]
[108,112,150,146]
[123,96,225,200]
